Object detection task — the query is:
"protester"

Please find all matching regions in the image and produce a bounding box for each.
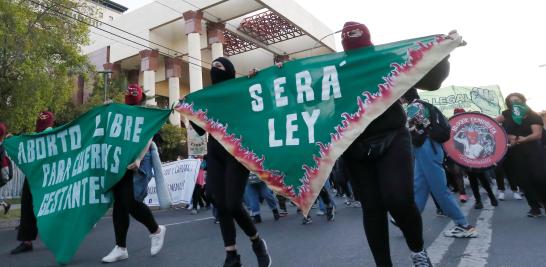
[191,157,208,215]
[402,88,478,239]
[496,93,546,217]
[10,111,54,254]
[101,84,166,263]
[451,109,498,209]
[339,21,451,267]
[244,172,281,223]
[445,108,469,203]
[302,182,336,225]
[189,57,271,267]
[0,122,13,215]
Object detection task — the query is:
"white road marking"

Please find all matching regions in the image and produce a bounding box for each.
[164,216,214,227]
[427,199,476,265]
[457,208,495,267]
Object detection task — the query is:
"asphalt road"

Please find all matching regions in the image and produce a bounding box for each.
[1,191,546,267]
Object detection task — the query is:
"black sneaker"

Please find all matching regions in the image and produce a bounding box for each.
[527,208,543,218]
[302,216,313,225]
[253,214,262,224]
[326,205,335,221]
[410,250,433,267]
[252,239,272,267]
[11,242,33,255]
[474,202,483,210]
[223,253,242,267]
[272,209,280,221]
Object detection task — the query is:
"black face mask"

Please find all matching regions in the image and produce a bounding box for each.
[210,67,233,84]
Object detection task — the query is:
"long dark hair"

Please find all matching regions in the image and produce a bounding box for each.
[504,92,527,110]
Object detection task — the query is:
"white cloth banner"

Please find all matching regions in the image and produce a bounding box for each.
[144,159,201,206]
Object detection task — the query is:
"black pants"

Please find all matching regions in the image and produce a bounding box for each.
[344,128,423,267]
[445,161,466,195]
[503,144,545,210]
[113,171,159,247]
[206,139,257,247]
[17,179,38,241]
[494,166,518,192]
[319,187,332,206]
[192,184,206,209]
[467,171,495,203]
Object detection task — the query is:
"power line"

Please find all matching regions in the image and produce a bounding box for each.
[26,0,214,72]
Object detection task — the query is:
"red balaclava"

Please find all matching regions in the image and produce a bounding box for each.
[454,108,466,115]
[0,122,6,138]
[341,21,373,51]
[36,111,55,133]
[467,130,478,144]
[125,84,144,106]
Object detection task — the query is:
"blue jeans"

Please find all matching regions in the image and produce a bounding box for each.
[244,182,278,216]
[414,138,469,226]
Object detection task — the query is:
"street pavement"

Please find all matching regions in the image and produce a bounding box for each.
[1,191,546,267]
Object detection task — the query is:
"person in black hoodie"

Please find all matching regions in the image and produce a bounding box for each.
[340,21,452,267]
[190,57,271,267]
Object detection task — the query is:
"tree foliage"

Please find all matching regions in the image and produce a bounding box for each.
[0,0,93,133]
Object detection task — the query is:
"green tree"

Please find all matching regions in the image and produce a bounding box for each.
[0,0,94,133]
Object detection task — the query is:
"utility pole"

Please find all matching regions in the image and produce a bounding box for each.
[97,70,113,102]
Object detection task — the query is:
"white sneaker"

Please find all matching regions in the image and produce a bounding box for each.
[514,192,523,200]
[498,191,505,201]
[150,225,166,256]
[102,246,128,263]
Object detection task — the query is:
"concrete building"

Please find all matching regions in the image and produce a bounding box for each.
[81,0,336,155]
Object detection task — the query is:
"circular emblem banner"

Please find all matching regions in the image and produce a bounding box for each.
[443,112,508,169]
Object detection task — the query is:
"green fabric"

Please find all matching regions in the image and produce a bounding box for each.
[511,103,529,125]
[177,34,463,214]
[3,103,170,264]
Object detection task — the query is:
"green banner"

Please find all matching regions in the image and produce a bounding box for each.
[3,103,170,264]
[177,33,464,214]
[419,85,505,118]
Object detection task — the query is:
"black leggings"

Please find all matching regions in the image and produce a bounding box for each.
[17,179,38,241]
[503,145,545,210]
[494,166,518,192]
[319,187,332,206]
[206,139,257,247]
[113,171,159,247]
[467,171,495,203]
[192,184,205,209]
[344,128,423,267]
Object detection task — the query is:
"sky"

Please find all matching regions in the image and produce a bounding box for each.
[115,0,546,110]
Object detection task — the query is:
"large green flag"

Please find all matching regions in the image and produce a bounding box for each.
[3,103,170,264]
[176,33,464,214]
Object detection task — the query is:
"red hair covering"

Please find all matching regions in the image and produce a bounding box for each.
[125,84,143,106]
[36,111,54,133]
[341,21,373,51]
[454,108,466,114]
[0,122,7,138]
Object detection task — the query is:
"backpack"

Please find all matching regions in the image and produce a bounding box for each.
[0,144,13,187]
[416,100,451,143]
